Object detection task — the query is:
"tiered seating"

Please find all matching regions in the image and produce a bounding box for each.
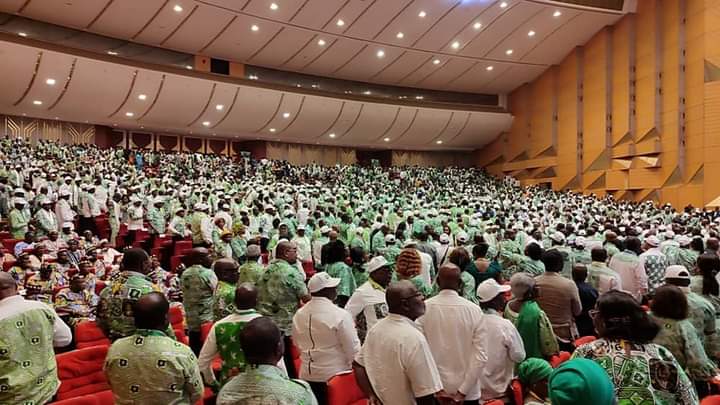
[327,371,368,405]
[54,345,110,401]
[75,321,111,349]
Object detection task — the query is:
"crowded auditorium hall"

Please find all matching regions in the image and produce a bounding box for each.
[3,0,720,404]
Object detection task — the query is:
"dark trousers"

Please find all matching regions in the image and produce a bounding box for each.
[78,216,98,236]
[308,381,328,405]
[283,335,298,378]
[189,330,202,356]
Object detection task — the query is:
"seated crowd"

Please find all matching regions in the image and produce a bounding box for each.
[3,138,720,404]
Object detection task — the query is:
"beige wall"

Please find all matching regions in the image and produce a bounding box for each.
[392,150,474,167]
[266,142,357,166]
[476,0,720,208]
[1,114,95,144]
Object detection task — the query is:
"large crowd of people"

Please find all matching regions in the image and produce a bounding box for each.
[3,137,720,404]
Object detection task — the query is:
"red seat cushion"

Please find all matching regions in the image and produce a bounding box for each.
[574,335,597,347]
[55,346,110,400]
[49,390,114,405]
[74,321,111,349]
[327,371,368,405]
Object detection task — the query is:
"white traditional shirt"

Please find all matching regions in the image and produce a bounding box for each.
[345,280,388,342]
[478,308,526,402]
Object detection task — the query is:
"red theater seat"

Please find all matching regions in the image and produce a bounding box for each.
[55,345,110,400]
[702,396,720,405]
[327,371,368,405]
[2,238,19,253]
[174,241,193,256]
[549,351,572,368]
[170,305,189,345]
[49,390,114,405]
[511,379,523,405]
[574,335,597,347]
[75,320,111,349]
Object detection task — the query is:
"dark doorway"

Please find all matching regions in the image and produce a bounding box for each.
[357,149,392,167]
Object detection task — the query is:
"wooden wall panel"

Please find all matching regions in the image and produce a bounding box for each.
[634,0,659,140]
[530,69,555,158]
[582,28,610,173]
[611,17,631,146]
[555,51,580,190]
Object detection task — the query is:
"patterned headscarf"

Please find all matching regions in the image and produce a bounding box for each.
[395,249,422,279]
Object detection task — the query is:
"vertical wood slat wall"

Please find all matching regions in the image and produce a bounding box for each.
[476,0,720,208]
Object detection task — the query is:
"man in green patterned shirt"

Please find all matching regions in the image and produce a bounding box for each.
[238,244,264,284]
[212,258,239,321]
[105,292,204,405]
[181,248,218,354]
[217,316,317,405]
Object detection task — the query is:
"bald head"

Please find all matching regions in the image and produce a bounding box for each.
[276,241,297,264]
[214,258,239,284]
[436,263,462,292]
[188,248,211,267]
[133,292,169,330]
[122,248,150,274]
[386,280,425,321]
[234,282,258,310]
[0,272,17,300]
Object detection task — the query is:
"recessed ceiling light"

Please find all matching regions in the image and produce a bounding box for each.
[251,24,259,32]
[269,128,276,133]
[553,10,562,17]
[418,10,426,18]
[46,78,56,85]
[506,49,514,55]
[329,133,336,138]
[336,19,345,27]
[296,84,302,87]
[433,59,441,65]
[185,65,193,70]
[473,22,482,30]
[32,100,42,105]
[500,2,508,8]
[383,137,390,142]
[125,112,134,117]
[215,104,224,111]
[270,2,278,10]
[311,84,319,88]
[396,32,404,39]
[283,112,291,118]
[415,96,424,100]
[363,90,372,95]
[18,32,27,37]
[202,121,211,127]
[317,39,326,46]
[107,51,118,55]
[138,94,147,100]
[436,140,443,144]
[486,65,494,71]
[451,41,460,50]
[528,30,536,37]
[173,4,183,12]
[376,50,385,58]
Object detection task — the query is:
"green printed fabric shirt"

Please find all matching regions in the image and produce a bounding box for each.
[104,329,204,405]
[573,339,698,405]
[181,265,218,331]
[0,305,60,405]
[217,364,317,405]
[9,208,29,239]
[238,261,264,285]
[213,281,237,321]
[325,261,357,298]
[97,271,165,340]
[652,317,718,381]
[211,309,261,386]
[352,264,369,288]
[257,259,308,335]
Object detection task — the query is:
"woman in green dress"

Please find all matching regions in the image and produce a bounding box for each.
[324,239,355,307]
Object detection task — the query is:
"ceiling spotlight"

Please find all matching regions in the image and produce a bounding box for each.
[433,59,441,65]
[125,112,134,117]
[173,4,183,12]
[376,50,385,58]
[311,84,319,88]
[270,2,278,10]
[138,94,147,100]
[473,22,482,30]
[185,65,193,70]
[396,32,404,39]
[383,137,390,142]
[202,121,211,127]
[269,128,276,133]
[283,112,291,118]
[363,90,372,95]
[296,84,302,87]
[506,49,514,55]
[251,24,259,32]
[249,74,259,80]
[436,140,443,144]
[451,41,460,50]
[528,30,536,37]
[500,2,508,8]
[553,10,562,17]
[215,104,224,111]
[329,133,336,138]
[46,78,56,85]
[486,65,494,71]
[336,19,345,27]
[415,96,424,100]
[107,50,118,55]
[418,10,426,18]
[18,32,27,37]
[33,100,43,105]
[317,39,326,46]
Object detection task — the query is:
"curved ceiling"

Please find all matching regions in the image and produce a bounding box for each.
[1,0,629,94]
[0,39,512,150]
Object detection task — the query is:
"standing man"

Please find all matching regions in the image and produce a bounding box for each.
[535,250,582,351]
[292,273,361,404]
[34,199,58,237]
[104,293,204,404]
[608,237,648,301]
[238,244,264,284]
[181,248,218,355]
[212,258,239,320]
[345,256,393,342]
[257,241,310,377]
[416,264,487,404]
[191,203,213,248]
[353,280,445,405]
[0,272,72,404]
[586,248,622,295]
[9,198,30,239]
[639,235,668,296]
[55,190,75,231]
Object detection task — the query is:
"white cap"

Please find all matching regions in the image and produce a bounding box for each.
[664,265,691,280]
[476,279,511,303]
[308,272,341,293]
[550,232,565,243]
[14,198,27,205]
[59,190,71,197]
[439,233,450,244]
[457,232,468,243]
[62,222,74,229]
[574,236,586,247]
[645,235,660,247]
[678,235,691,246]
[364,256,389,273]
[385,234,396,243]
[297,225,306,231]
[320,226,331,234]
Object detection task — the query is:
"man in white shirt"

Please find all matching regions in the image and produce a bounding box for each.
[292,272,361,404]
[55,190,75,230]
[292,226,313,273]
[416,264,487,404]
[345,256,393,342]
[476,279,526,403]
[353,280,445,405]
